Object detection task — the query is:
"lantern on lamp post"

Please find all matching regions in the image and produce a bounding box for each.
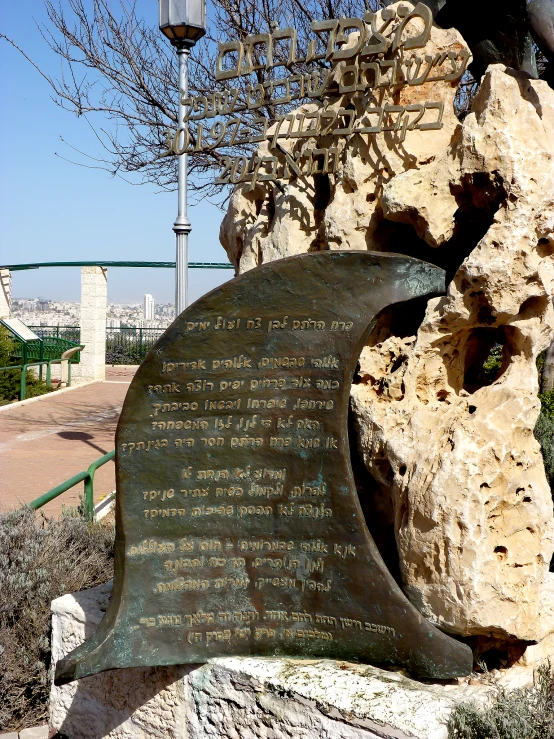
[159,0,207,316]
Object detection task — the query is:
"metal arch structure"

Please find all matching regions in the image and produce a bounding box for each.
[0,261,234,272]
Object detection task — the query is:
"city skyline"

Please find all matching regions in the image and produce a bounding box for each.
[11,297,175,330]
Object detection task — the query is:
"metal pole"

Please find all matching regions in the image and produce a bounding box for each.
[174,45,192,317]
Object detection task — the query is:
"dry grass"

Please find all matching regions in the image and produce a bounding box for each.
[448,660,554,739]
[0,507,114,731]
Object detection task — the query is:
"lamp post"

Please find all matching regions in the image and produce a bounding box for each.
[159,0,207,316]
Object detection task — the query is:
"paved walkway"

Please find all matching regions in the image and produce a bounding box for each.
[0,366,137,517]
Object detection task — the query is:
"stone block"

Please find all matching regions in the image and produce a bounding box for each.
[19,727,49,739]
[0,732,19,739]
[50,582,542,739]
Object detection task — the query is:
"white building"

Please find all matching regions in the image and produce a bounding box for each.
[143,294,155,321]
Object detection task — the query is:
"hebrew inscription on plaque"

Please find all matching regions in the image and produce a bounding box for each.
[55,252,472,684]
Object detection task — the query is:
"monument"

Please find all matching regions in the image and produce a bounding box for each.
[50,1,554,736]
[55,252,472,684]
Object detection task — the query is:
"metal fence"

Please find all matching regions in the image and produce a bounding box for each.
[29,326,166,364]
[29,449,115,520]
[29,325,81,342]
[11,336,82,364]
[104,327,166,364]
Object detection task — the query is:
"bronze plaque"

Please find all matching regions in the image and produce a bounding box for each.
[56,252,472,684]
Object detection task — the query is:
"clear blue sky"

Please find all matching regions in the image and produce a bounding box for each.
[0,0,231,305]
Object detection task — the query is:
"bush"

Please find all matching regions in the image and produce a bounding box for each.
[0,326,55,405]
[0,367,55,405]
[0,507,114,731]
[0,326,15,366]
[481,344,503,385]
[105,346,141,365]
[105,337,157,365]
[539,389,554,419]
[535,389,554,498]
[447,660,554,739]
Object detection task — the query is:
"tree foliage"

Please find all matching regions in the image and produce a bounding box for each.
[0,327,53,406]
[0,326,15,367]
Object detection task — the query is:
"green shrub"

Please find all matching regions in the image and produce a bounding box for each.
[0,367,56,405]
[0,326,15,366]
[539,389,554,420]
[0,327,56,404]
[535,390,554,498]
[0,507,114,731]
[447,660,554,739]
[481,344,503,385]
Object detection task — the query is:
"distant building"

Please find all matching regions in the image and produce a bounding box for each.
[143,294,155,321]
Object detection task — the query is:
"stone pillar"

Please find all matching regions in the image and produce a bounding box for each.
[79,266,107,382]
[0,269,11,319]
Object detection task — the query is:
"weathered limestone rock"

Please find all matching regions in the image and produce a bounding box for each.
[51,583,542,739]
[351,65,554,644]
[219,5,554,648]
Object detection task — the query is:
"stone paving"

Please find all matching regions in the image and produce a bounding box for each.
[0,366,137,517]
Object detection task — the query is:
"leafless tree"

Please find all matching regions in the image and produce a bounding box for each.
[2,1,188,193]
[2,0,388,201]
[3,0,551,199]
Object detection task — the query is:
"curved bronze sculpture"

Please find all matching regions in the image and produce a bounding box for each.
[55,251,472,685]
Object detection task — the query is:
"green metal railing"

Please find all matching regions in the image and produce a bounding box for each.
[0,358,74,400]
[11,335,82,364]
[30,325,167,364]
[29,450,115,520]
[28,325,80,342]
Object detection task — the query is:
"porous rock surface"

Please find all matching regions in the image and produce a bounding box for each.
[52,582,543,739]
[352,62,554,644]
[219,3,554,646]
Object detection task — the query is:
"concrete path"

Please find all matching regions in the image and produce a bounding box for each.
[0,366,137,517]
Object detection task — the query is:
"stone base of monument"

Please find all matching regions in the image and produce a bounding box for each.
[49,582,553,739]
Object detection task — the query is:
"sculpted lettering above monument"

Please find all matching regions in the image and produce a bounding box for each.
[161,2,470,187]
[55,252,473,685]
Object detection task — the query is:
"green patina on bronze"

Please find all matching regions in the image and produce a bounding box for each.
[55,251,473,684]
